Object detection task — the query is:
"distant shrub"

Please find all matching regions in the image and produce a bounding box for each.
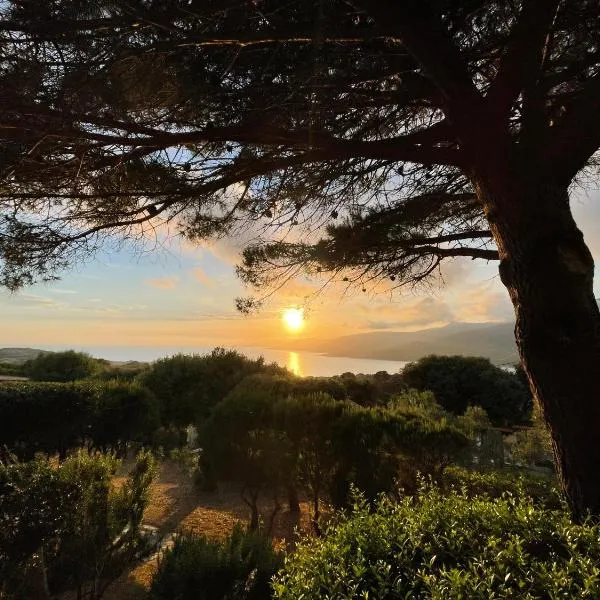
[274,485,600,599]
[151,425,188,453]
[149,525,282,600]
[508,402,554,469]
[0,362,24,376]
[402,355,532,426]
[24,350,102,382]
[138,348,283,427]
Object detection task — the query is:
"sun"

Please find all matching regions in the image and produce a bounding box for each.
[282,307,304,332]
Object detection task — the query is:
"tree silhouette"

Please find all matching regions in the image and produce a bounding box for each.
[1,0,600,518]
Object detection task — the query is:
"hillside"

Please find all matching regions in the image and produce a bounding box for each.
[287,322,519,365]
[0,347,51,365]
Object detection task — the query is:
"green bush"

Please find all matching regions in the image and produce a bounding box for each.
[149,524,282,600]
[24,350,102,382]
[0,382,96,458]
[0,381,160,457]
[439,466,561,508]
[0,450,155,600]
[138,348,282,427]
[401,355,532,426]
[274,485,600,599]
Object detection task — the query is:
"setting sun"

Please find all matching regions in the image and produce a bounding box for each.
[282,307,304,332]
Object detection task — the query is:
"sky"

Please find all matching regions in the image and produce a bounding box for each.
[2,186,600,355]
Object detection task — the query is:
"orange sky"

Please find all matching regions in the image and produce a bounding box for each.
[2,188,600,353]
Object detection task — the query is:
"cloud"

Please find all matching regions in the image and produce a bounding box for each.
[145,277,179,290]
[452,281,512,323]
[48,288,78,295]
[8,293,69,310]
[192,267,214,288]
[359,296,455,330]
[276,278,321,303]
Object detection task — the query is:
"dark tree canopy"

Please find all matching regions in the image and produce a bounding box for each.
[0,0,596,291]
[401,354,532,426]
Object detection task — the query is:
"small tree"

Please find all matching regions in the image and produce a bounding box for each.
[24,350,102,382]
[201,389,289,530]
[276,393,344,532]
[402,355,531,426]
[509,402,554,469]
[139,349,282,427]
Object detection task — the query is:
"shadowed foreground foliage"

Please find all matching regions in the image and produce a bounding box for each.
[0,450,155,600]
[149,524,282,600]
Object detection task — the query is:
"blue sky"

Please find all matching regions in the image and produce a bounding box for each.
[2,186,600,354]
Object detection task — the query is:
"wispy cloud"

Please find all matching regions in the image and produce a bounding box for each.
[145,277,179,290]
[15,293,69,310]
[192,267,214,288]
[359,297,454,330]
[48,288,78,295]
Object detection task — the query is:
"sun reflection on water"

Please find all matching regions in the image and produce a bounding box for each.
[287,351,303,376]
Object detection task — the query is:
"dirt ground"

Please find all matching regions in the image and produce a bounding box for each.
[102,460,315,600]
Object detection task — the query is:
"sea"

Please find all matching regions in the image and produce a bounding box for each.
[48,345,408,378]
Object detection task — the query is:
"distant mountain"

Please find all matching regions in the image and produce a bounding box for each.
[0,347,52,365]
[285,322,519,365]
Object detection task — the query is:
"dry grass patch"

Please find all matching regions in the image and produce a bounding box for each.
[104,459,316,600]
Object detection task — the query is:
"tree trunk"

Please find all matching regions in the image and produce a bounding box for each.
[477,171,600,521]
[312,492,321,535]
[287,485,300,514]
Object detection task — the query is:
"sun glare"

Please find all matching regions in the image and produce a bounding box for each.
[282,307,304,332]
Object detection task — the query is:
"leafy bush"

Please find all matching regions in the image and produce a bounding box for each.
[274,485,600,599]
[508,402,554,468]
[90,380,160,452]
[439,466,561,508]
[138,348,283,426]
[402,355,532,426]
[24,350,102,382]
[0,450,155,600]
[149,524,282,600]
[0,380,160,457]
[0,381,96,458]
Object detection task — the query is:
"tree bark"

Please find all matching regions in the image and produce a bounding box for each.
[476,169,600,521]
[287,485,300,514]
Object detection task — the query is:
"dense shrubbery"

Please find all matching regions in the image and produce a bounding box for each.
[274,483,600,599]
[137,348,284,426]
[0,381,159,457]
[149,525,282,600]
[402,355,532,425]
[0,362,24,376]
[0,450,155,600]
[439,466,561,508]
[201,388,470,529]
[0,382,96,458]
[23,350,103,382]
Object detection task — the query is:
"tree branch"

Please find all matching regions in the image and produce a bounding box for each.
[0,121,463,166]
[486,0,561,120]
[410,246,498,260]
[543,73,600,184]
[357,0,482,114]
